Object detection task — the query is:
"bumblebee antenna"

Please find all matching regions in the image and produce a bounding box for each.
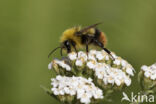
[48,47,62,58]
[80,22,102,33]
[60,47,63,56]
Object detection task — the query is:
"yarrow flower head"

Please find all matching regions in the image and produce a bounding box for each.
[48,49,135,103]
[51,76,103,104]
[141,63,156,80]
[139,63,156,91]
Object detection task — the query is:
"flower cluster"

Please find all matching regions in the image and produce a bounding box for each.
[138,63,156,92]
[48,50,135,103]
[49,50,135,87]
[94,65,131,87]
[141,63,156,80]
[85,51,134,88]
[51,75,103,104]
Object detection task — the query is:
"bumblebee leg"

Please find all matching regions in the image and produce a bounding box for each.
[94,40,115,60]
[73,46,78,57]
[71,41,78,57]
[86,41,89,56]
[105,48,115,60]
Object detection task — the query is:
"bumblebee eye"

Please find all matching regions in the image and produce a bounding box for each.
[64,40,71,53]
[64,40,70,46]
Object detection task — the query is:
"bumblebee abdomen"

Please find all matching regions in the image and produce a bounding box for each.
[99,32,107,45]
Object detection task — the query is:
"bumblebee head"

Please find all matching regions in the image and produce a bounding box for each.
[48,40,72,58]
[62,40,72,53]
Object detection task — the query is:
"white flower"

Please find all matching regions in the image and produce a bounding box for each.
[113,59,121,65]
[111,52,118,59]
[144,71,151,78]
[115,78,122,86]
[56,75,62,80]
[95,63,109,79]
[88,53,96,61]
[126,67,134,76]
[107,75,115,85]
[51,88,59,95]
[80,93,91,104]
[151,63,156,69]
[62,63,71,71]
[64,87,70,94]
[150,74,156,80]
[92,60,133,86]
[77,89,85,99]
[49,49,135,101]
[103,77,108,85]
[141,65,148,71]
[141,63,156,80]
[121,60,127,67]
[78,51,88,61]
[51,76,103,103]
[96,51,105,60]
[76,59,83,66]
[89,50,97,55]
[47,49,136,104]
[105,55,110,61]
[124,77,131,86]
[93,89,104,99]
[68,52,77,60]
[95,68,105,79]
[48,62,52,70]
[88,78,93,82]
[87,60,97,69]
[53,60,71,71]
[59,90,65,95]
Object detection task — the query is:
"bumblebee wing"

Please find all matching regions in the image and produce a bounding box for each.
[80,22,102,33]
[75,22,102,36]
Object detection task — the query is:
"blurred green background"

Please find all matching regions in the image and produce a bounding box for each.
[0,0,156,104]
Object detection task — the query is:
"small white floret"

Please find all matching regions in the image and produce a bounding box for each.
[48,62,52,70]
[96,51,104,60]
[124,77,131,86]
[113,59,121,65]
[87,60,97,69]
[126,68,134,76]
[68,52,77,60]
[141,65,148,71]
[76,59,83,66]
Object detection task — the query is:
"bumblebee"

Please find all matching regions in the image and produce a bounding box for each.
[48,23,114,60]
